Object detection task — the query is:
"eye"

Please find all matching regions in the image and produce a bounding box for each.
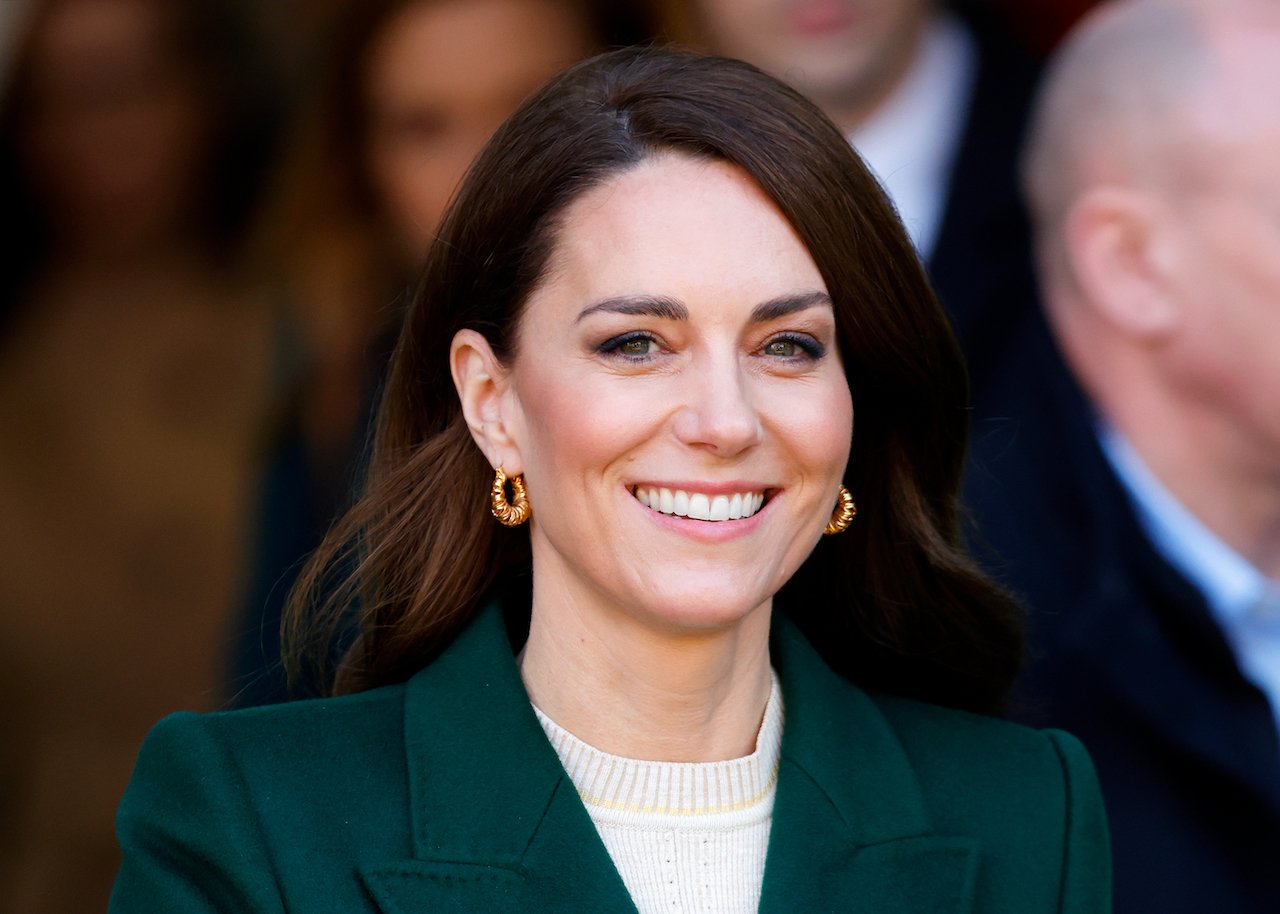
[619,337,658,356]
[597,331,664,361]
[760,332,825,360]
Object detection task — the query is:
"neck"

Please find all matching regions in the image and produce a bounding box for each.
[1056,299,1280,579]
[1100,387,1280,579]
[519,590,773,762]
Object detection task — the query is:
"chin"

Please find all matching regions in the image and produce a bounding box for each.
[630,586,773,635]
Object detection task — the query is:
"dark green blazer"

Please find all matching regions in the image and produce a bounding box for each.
[111,605,1111,912]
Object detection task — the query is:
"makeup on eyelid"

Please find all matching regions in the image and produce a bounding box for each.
[593,329,827,362]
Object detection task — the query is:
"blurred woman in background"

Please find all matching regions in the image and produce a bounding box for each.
[0,0,281,910]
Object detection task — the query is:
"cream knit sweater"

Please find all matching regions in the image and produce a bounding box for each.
[533,673,783,914]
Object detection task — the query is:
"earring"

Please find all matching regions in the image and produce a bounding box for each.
[823,485,857,535]
[490,465,531,526]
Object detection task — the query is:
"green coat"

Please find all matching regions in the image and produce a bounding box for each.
[110,605,1111,912]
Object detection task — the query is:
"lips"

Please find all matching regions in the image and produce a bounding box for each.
[633,486,766,521]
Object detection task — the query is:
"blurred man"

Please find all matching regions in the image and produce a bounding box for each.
[690,0,1042,379]
[966,2,1280,911]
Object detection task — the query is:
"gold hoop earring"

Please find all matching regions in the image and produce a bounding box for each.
[490,466,531,526]
[823,485,857,535]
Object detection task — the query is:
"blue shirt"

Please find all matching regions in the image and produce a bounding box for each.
[1099,425,1280,733]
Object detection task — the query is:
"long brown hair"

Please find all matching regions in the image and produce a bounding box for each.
[285,47,1024,713]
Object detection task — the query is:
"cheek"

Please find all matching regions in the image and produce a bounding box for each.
[1192,230,1280,352]
[510,370,657,491]
[761,374,854,471]
[697,0,774,43]
[369,145,453,242]
[1166,222,1280,412]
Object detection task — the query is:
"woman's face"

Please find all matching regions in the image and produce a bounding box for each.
[363,0,594,266]
[501,154,854,634]
[16,0,211,249]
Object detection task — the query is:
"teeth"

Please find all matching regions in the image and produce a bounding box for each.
[633,486,766,521]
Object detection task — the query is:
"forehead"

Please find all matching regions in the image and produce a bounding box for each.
[1135,20,1280,207]
[31,0,168,65]
[366,0,590,107]
[1191,20,1280,168]
[537,153,826,308]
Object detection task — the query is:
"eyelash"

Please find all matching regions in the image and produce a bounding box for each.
[595,331,826,362]
[761,332,826,361]
[597,331,663,361]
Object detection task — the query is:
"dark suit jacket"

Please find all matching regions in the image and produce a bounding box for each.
[111,601,1110,912]
[965,312,1280,914]
[927,8,1041,392]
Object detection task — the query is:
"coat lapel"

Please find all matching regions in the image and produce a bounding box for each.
[760,618,980,914]
[358,604,637,912]
[358,603,979,913]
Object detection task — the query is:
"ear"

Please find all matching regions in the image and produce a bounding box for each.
[1063,186,1181,340]
[450,329,524,474]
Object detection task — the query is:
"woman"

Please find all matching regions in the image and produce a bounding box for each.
[111,48,1110,912]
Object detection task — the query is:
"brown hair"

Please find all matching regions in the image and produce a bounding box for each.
[286,46,1024,713]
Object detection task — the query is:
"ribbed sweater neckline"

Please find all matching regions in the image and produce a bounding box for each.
[532,671,783,824]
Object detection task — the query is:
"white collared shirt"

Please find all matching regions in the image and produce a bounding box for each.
[1099,425,1280,732]
[850,13,978,260]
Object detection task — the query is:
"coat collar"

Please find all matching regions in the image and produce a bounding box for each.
[359,602,979,913]
[762,611,980,913]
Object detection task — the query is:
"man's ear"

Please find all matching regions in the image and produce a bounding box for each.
[1064,186,1181,340]
[450,329,523,475]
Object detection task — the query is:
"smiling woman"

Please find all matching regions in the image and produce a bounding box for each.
[109,48,1111,913]
[460,154,852,659]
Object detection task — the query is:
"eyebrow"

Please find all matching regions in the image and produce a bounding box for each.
[576,295,688,323]
[575,290,832,324]
[749,290,833,323]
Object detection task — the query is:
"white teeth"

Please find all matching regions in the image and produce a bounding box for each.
[634,486,766,522]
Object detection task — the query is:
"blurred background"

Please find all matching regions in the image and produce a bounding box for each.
[0,1,1095,911]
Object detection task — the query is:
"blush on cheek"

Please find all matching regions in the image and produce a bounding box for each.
[776,383,853,466]
[512,362,664,496]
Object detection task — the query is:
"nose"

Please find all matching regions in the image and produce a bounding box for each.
[671,355,764,457]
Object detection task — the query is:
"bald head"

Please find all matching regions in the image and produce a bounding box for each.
[1023,1,1208,238]
[1024,0,1280,239]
